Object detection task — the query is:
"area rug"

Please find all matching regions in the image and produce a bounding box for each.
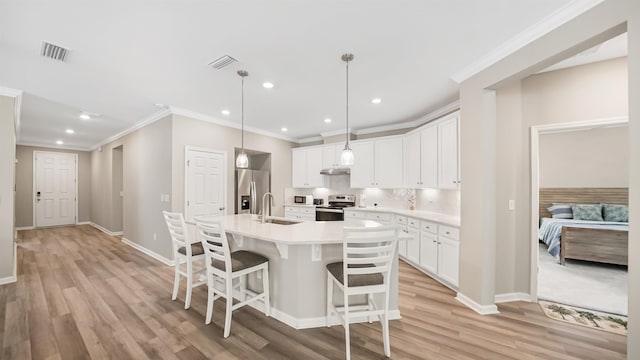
[539,300,627,335]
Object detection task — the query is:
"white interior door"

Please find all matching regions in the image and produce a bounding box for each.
[185,147,226,222]
[34,151,77,227]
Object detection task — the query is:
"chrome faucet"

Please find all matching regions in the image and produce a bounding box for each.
[261,192,275,223]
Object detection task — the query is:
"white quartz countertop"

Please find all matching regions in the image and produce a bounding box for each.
[191,214,410,245]
[344,207,461,227]
[283,203,316,208]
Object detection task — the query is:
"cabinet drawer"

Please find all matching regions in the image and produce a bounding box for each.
[395,216,407,226]
[344,211,366,219]
[299,207,314,215]
[407,217,420,229]
[439,225,459,241]
[367,212,392,222]
[421,220,437,234]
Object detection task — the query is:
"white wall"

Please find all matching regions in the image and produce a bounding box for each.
[92,115,174,259]
[539,125,628,188]
[0,95,16,280]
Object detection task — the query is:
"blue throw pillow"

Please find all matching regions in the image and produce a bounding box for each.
[571,204,603,221]
[547,203,573,219]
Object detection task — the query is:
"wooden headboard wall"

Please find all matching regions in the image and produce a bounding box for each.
[539,188,628,218]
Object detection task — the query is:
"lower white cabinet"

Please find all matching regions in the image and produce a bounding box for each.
[284,206,315,221]
[405,218,420,265]
[419,231,438,274]
[437,237,459,287]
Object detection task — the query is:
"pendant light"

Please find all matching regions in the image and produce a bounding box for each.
[236,70,249,168]
[340,53,355,166]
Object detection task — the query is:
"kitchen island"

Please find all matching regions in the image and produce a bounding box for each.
[188,214,402,329]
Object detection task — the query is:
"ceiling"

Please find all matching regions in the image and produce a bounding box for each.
[0,0,600,150]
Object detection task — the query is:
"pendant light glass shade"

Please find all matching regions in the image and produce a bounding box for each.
[236,152,249,168]
[340,147,354,166]
[235,70,249,169]
[340,53,355,167]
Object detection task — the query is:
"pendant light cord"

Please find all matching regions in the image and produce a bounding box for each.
[241,74,245,151]
[345,58,349,149]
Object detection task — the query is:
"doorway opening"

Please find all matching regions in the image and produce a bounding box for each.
[112,146,123,235]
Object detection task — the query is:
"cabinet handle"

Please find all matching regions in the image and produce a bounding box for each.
[438,241,442,244]
[433,240,437,243]
[446,231,450,235]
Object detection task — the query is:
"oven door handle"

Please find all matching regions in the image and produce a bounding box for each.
[316,208,344,213]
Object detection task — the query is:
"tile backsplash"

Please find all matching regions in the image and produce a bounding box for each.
[285,175,460,216]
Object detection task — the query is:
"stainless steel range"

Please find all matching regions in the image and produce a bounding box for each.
[315,194,356,221]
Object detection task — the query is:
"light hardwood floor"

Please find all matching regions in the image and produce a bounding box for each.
[1,225,627,359]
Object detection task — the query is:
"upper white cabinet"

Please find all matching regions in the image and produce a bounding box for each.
[403,112,459,189]
[404,125,438,188]
[438,116,460,189]
[350,137,403,188]
[322,144,342,169]
[291,147,324,188]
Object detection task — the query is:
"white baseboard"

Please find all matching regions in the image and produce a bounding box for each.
[90,222,122,237]
[495,292,531,303]
[1,243,18,286]
[456,293,499,315]
[16,226,34,231]
[121,238,174,266]
[247,299,401,329]
[0,275,17,286]
[76,221,91,226]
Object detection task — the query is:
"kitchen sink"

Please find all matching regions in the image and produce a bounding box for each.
[261,218,302,225]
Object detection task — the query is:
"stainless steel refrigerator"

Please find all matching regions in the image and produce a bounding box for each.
[235,169,270,214]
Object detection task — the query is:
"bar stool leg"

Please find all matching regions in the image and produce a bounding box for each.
[262,265,270,317]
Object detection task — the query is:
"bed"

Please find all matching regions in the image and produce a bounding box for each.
[538,188,629,266]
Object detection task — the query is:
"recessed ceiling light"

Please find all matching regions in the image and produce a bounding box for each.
[263,82,274,89]
[79,113,91,120]
[324,118,332,123]
[221,109,230,115]
[281,127,288,132]
[65,129,75,134]
[371,98,382,104]
[56,140,64,145]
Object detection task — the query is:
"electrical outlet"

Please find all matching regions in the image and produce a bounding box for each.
[508,200,515,210]
[153,233,157,241]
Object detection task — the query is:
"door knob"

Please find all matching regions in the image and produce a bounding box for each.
[219,207,225,211]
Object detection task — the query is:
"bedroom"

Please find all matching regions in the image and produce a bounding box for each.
[528,38,629,316]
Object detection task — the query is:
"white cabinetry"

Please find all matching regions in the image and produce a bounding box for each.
[322,144,342,169]
[404,126,437,188]
[395,216,408,257]
[419,221,438,274]
[403,112,459,189]
[405,218,420,265]
[437,225,459,286]
[284,206,316,221]
[350,137,403,188]
[438,116,460,189]
[291,147,324,188]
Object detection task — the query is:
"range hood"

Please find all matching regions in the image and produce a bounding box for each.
[320,167,351,176]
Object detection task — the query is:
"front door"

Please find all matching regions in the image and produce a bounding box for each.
[185,147,226,222]
[34,151,77,227]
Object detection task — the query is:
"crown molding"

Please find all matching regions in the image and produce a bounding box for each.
[297,136,323,144]
[450,0,605,84]
[319,127,352,138]
[170,106,297,143]
[0,86,22,98]
[17,141,93,152]
[92,107,172,150]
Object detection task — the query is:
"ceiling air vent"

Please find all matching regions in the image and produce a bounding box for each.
[41,41,70,62]
[208,54,237,69]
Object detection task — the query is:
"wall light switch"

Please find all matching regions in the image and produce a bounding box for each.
[508,200,515,210]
